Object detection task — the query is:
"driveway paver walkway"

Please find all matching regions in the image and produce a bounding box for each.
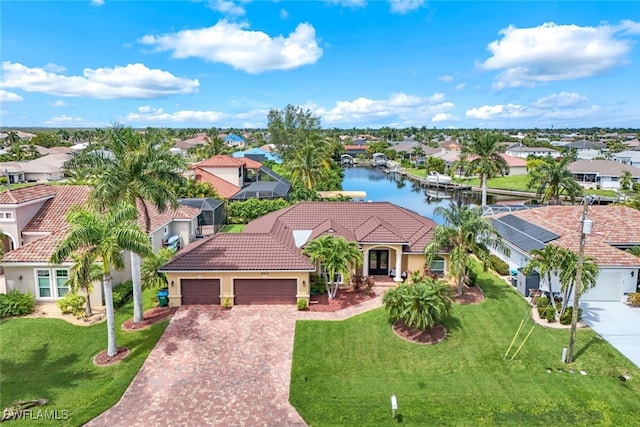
[88,295,384,426]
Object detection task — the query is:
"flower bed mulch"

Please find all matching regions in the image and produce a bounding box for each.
[93,347,130,366]
[308,289,376,312]
[452,285,485,305]
[392,320,447,345]
[122,306,177,331]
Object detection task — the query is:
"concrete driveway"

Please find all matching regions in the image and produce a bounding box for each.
[580,301,640,368]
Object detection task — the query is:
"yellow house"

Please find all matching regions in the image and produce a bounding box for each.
[161,202,442,307]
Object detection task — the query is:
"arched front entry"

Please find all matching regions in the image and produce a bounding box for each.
[368,249,389,275]
[362,245,403,281]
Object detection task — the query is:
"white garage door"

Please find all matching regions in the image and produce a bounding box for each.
[581,270,621,302]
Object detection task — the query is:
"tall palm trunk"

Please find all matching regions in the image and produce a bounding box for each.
[85,288,92,318]
[481,173,488,208]
[103,273,118,357]
[131,252,143,323]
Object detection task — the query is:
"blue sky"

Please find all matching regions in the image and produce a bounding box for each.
[1,1,639,129]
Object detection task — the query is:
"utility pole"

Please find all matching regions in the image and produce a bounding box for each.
[567,197,591,363]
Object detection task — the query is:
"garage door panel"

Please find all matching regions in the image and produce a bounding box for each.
[234,279,297,305]
[581,271,621,302]
[182,279,220,305]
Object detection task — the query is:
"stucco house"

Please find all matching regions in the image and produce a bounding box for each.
[0,153,71,184]
[505,145,560,159]
[567,159,640,190]
[191,155,291,200]
[160,202,440,307]
[0,184,201,307]
[490,206,640,303]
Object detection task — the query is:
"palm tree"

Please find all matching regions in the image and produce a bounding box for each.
[466,132,508,208]
[411,146,425,162]
[50,203,152,356]
[67,252,103,317]
[619,171,633,191]
[4,131,20,146]
[557,249,599,317]
[141,248,175,289]
[425,203,510,296]
[521,244,565,318]
[65,124,186,324]
[303,235,363,300]
[382,276,453,331]
[290,136,332,190]
[528,157,583,205]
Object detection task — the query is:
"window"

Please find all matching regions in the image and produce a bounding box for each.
[37,269,52,298]
[320,265,343,284]
[56,270,69,297]
[430,257,445,273]
[0,211,14,220]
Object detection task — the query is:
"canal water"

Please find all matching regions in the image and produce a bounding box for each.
[341,166,480,224]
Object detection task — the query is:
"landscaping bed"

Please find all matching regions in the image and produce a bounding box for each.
[308,289,376,312]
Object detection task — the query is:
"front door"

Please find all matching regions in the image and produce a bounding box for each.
[369,250,389,275]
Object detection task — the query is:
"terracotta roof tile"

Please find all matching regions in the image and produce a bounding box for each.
[193,168,240,199]
[355,217,407,243]
[22,186,91,232]
[2,230,71,263]
[0,184,57,205]
[195,154,262,169]
[135,200,200,233]
[161,233,314,271]
[306,219,357,242]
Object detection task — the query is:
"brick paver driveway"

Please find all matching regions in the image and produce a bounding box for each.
[88,305,307,426]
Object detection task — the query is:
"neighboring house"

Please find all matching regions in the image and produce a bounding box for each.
[438,140,462,151]
[0,153,71,183]
[567,159,640,190]
[388,141,440,159]
[490,205,640,302]
[344,145,369,156]
[161,202,440,307]
[223,133,246,147]
[178,198,226,236]
[0,184,201,307]
[232,147,283,164]
[575,148,606,161]
[191,155,291,200]
[612,150,640,169]
[565,140,607,151]
[505,145,560,159]
[431,151,527,176]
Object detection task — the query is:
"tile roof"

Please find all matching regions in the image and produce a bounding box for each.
[2,230,71,263]
[492,206,640,267]
[161,233,314,271]
[355,216,407,243]
[568,159,640,177]
[22,186,91,232]
[135,199,201,233]
[0,184,57,204]
[193,168,240,199]
[195,154,262,169]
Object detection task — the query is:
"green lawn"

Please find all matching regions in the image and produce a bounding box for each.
[220,224,246,232]
[290,264,640,426]
[0,287,168,426]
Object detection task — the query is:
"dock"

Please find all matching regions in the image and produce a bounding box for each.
[317,191,367,200]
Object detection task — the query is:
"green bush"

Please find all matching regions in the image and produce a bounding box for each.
[226,198,290,224]
[112,280,133,309]
[222,297,232,309]
[0,289,36,318]
[297,299,308,311]
[632,183,640,193]
[627,292,640,307]
[536,296,549,317]
[544,306,556,323]
[310,274,326,295]
[57,293,86,318]
[488,255,510,276]
[559,307,583,325]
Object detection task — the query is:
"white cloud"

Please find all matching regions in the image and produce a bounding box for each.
[0,90,24,102]
[389,0,423,14]
[208,0,245,16]
[480,21,640,89]
[438,75,454,82]
[280,8,289,20]
[454,83,466,90]
[139,20,323,74]
[466,104,530,120]
[45,115,104,127]
[49,100,69,107]
[325,0,367,8]
[313,92,454,126]
[432,113,458,123]
[44,63,66,73]
[91,0,105,6]
[0,62,200,99]
[124,106,269,128]
[531,92,588,108]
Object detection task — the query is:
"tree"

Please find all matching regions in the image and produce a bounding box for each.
[4,131,21,146]
[466,132,508,208]
[619,171,633,191]
[528,157,582,205]
[141,248,175,289]
[67,251,103,317]
[303,235,363,300]
[382,276,453,331]
[557,249,599,317]
[50,203,152,357]
[65,124,186,323]
[267,105,322,162]
[289,138,333,190]
[521,245,566,318]
[176,177,218,199]
[425,203,510,296]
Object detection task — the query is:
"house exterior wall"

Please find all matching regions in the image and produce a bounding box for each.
[0,200,49,249]
[165,270,311,307]
[404,253,427,274]
[508,166,528,176]
[24,171,64,182]
[200,166,242,187]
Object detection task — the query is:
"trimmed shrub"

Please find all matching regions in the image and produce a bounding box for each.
[112,280,133,309]
[0,289,36,318]
[627,292,640,307]
[226,199,290,224]
[559,307,583,325]
[310,274,326,295]
[544,306,556,323]
[488,255,510,276]
[536,296,550,317]
[57,293,86,318]
[297,299,308,311]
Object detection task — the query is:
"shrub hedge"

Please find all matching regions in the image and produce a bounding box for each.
[112,280,133,309]
[0,289,36,318]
